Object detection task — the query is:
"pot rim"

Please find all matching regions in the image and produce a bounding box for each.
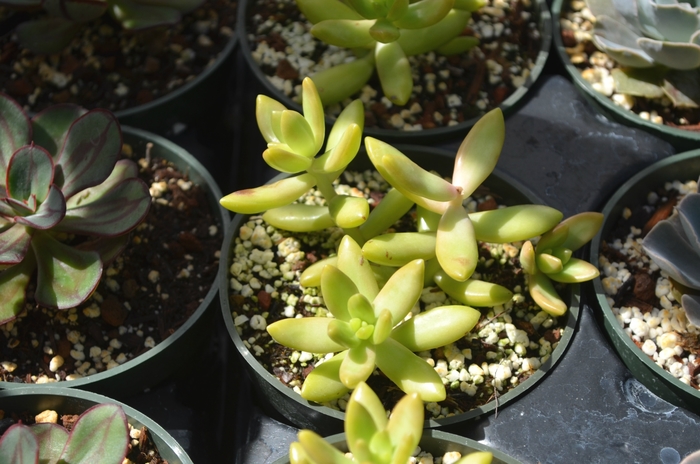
[0,127,229,392]
[235,0,552,142]
[219,144,581,429]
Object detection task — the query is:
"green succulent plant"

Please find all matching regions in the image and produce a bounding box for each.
[642,183,700,326]
[0,0,204,55]
[294,0,484,106]
[585,0,700,107]
[267,234,481,403]
[0,403,129,464]
[0,92,151,322]
[289,381,494,464]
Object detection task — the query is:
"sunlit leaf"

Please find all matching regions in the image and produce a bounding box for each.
[434,271,513,307]
[391,305,480,351]
[374,338,445,401]
[263,204,334,232]
[267,317,345,353]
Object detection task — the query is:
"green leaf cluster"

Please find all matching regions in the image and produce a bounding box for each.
[0,93,151,322]
[0,403,129,464]
[0,0,205,54]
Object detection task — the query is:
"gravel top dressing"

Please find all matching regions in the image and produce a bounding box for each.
[226,169,567,419]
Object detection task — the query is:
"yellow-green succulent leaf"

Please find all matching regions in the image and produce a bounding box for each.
[535,222,569,253]
[340,343,377,388]
[263,204,334,232]
[551,247,573,265]
[369,430,394,463]
[300,351,351,402]
[556,212,605,252]
[289,441,312,464]
[547,257,600,283]
[536,252,563,274]
[300,256,338,287]
[329,195,370,229]
[321,264,358,321]
[311,54,375,106]
[328,319,361,348]
[392,0,453,29]
[469,204,564,243]
[297,430,354,464]
[311,19,376,48]
[527,271,568,316]
[350,381,389,430]
[281,109,317,159]
[374,337,446,401]
[386,392,422,460]
[314,123,362,174]
[373,309,394,344]
[295,0,363,23]
[267,317,345,353]
[416,204,441,232]
[338,235,379,300]
[397,9,471,56]
[381,152,460,202]
[423,258,442,287]
[301,77,325,153]
[436,35,480,55]
[433,271,513,307]
[219,173,316,214]
[390,435,421,464]
[454,451,494,464]
[452,108,504,198]
[345,390,382,463]
[436,199,477,282]
[360,188,414,239]
[255,95,287,144]
[262,144,314,173]
[372,263,397,288]
[347,0,390,19]
[370,17,401,43]
[362,232,436,267]
[375,41,413,105]
[327,99,365,151]
[386,0,408,21]
[348,293,377,324]
[391,304,480,351]
[453,0,487,11]
[519,240,536,275]
[373,258,424,325]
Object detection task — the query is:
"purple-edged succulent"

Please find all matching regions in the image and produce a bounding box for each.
[643,183,700,326]
[0,0,205,54]
[0,403,129,464]
[0,93,151,322]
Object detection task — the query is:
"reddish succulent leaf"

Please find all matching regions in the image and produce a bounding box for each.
[0,423,39,464]
[0,93,31,182]
[56,109,121,200]
[16,17,83,55]
[58,177,150,236]
[59,404,129,464]
[31,231,102,309]
[7,144,54,203]
[0,223,33,264]
[4,195,37,216]
[31,104,87,158]
[0,251,34,325]
[65,159,140,209]
[14,185,67,230]
[30,423,69,463]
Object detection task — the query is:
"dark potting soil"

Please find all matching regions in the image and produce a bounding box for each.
[246,0,543,132]
[0,0,236,114]
[0,145,223,384]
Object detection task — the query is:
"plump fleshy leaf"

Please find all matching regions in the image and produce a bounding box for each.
[311,53,375,107]
[452,108,504,198]
[14,185,66,230]
[65,159,139,209]
[374,337,445,401]
[301,351,351,402]
[56,109,121,200]
[519,240,536,275]
[372,309,393,345]
[340,343,377,388]
[436,35,480,56]
[372,259,424,325]
[392,0,452,29]
[347,293,377,324]
[360,188,414,239]
[58,404,128,464]
[321,264,358,321]
[546,257,600,283]
[267,317,345,353]
[434,271,513,307]
[295,0,364,24]
[362,232,436,266]
[547,212,603,252]
[436,198,477,282]
[386,392,423,464]
[0,250,34,324]
[454,451,494,464]
[32,230,102,309]
[263,204,334,232]
[610,68,665,99]
[7,144,54,203]
[280,110,318,159]
[638,38,700,70]
[369,17,400,43]
[391,305,480,351]
[527,271,568,316]
[662,69,700,109]
[345,382,385,462]
[536,253,563,274]
[31,423,69,463]
[256,95,287,144]
[16,17,83,55]
[337,235,379,300]
[329,195,369,228]
[644,215,700,289]
[397,9,472,56]
[0,423,38,464]
[328,319,361,348]
[263,145,314,173]
[0,93,31,181]
[311,19,376,48]
[0,223,33,265]
[300,255,338,287]
[312,124,361,174]
[375,41,412,105]
[32,104,88,158]
[300,78,325,154]
[380,152,460,202]
[469,205,564,243]
[296,430,353,464]
[679,194,700,254]
[220,173,316,214]
[109,1,181,30]
[327,99,365,152]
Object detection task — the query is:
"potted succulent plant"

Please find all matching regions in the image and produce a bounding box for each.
[0,386,193,463]
[590,149,700,412]
[276,381,518,464]
[552,0,700,151]
[238,0,552,141]
[0,92,228,399]
[0,0,238,134]
[219,78,600,431]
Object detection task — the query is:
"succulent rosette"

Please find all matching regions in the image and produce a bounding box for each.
[0,0,205,54]
[0,93,151,321]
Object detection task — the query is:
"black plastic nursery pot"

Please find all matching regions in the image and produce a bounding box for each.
[0,127,229,399]
[590,149,700,412]
[271,429,520,464]
[0,386,193,464]
[220,145,581,434]
[237,0,552,143]
[551,0,700,152]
